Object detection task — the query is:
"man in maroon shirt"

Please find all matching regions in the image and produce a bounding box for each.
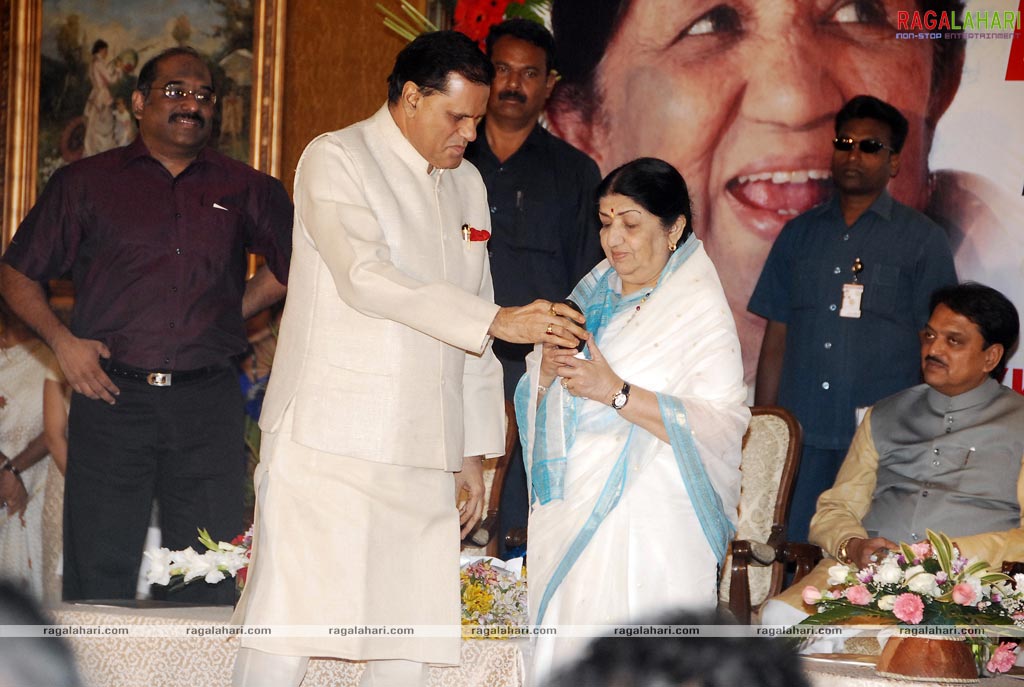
[0,47,292,603]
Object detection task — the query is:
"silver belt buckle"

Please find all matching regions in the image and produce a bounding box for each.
[147,372,172,387]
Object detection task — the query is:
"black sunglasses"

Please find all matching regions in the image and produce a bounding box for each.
[833,137,895,155]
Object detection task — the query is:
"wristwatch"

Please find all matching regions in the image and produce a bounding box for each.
[611,381,631,410]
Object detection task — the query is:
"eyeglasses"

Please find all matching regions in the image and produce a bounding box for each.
[148,83,218,105]
[832,137,894,154]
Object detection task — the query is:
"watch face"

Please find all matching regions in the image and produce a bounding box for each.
[612,393,626,410]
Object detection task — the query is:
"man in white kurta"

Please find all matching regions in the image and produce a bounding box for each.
[232,31,586,687]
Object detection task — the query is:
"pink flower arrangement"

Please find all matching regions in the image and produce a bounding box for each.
[952,582,977,606]
[986,642,1018,674]
[892,593,925,624]
[909,540,933,561]
[845,584,873,606]
[800,530,1024,675]
[801,585,822,605]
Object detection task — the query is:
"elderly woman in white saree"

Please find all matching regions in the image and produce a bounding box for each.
[516,158,749,681]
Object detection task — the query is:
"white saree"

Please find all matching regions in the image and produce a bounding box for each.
[515,238,749,681]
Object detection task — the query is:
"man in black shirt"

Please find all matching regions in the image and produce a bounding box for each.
[465,19,603,552]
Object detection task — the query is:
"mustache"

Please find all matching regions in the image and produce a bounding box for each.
[498,90,526,103]
[925,355,947,367]
[169,111,205,126]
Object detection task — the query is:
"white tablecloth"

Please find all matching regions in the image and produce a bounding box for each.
[49,604,525,687]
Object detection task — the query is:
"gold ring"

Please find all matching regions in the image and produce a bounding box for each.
[549,305,557,316]
[560,378,569,390]
[546,324,554,335]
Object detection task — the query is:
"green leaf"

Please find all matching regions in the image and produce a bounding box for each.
[929,529,954,574]
[964,560,992,577]
[197,528,217,551]
[504,0,551,23]
[799,602,894,626]
[400,1,438,33]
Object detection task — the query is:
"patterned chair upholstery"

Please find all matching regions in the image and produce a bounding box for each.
[719,406,820,622]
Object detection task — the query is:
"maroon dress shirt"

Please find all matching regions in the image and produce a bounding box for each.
[3,138,293,370]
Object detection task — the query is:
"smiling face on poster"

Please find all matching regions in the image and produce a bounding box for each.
[546,0,1024,392]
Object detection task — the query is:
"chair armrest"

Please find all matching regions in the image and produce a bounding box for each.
[1001,561,1024,577]
[781,542,824,584]
[728,535,823,623]
[729,540,756,624]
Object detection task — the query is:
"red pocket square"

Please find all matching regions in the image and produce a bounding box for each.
[462,224,491,242]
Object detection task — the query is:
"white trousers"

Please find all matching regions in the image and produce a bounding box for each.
[232,649,428,687]
[360,659,429,687]
[232,648,308,687]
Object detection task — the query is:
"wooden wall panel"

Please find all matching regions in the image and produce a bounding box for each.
[281,0,412,194]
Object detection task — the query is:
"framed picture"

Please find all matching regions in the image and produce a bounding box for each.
[1,0,286,248]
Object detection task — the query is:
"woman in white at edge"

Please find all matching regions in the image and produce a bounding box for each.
[82,40,120,157]
[516,158,749,683]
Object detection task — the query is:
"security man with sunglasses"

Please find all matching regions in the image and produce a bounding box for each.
[748,95,957,543]
[1,47,292,603]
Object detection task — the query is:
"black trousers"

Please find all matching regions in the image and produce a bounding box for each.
[497,439,527,557]
[63,368,245,604]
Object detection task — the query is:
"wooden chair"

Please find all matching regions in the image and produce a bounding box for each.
[462,400,517,557]
[720,406,821,623]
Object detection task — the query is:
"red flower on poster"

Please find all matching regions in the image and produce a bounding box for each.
[454,0,515,44]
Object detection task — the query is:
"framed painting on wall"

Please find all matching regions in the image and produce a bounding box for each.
[1,0,286,248]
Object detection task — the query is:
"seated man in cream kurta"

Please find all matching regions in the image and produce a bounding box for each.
[764,283,1024,627]
[230,32,587,687]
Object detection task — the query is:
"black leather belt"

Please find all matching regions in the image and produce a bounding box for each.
[103,362,228,387]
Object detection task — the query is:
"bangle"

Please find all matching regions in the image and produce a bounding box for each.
[537,384,549,395]
[836,537,855,564]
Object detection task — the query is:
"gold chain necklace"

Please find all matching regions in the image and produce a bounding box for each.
[623,290,653,327]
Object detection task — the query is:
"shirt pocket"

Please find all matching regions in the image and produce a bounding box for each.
[791,258,824,309]
[955,444,1019,505]
[191,202,246,260]
[503,198,560,256]
[862,263,910,318]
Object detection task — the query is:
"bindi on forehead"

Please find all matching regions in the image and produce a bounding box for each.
[600,207,641,218]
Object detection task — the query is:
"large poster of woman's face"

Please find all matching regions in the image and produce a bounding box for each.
[543,0,1024,392]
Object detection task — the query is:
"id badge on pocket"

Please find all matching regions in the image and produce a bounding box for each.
[840,283,863,318]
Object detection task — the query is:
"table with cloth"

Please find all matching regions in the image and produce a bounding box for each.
[49,604,525,687]
[47,604,1024,686]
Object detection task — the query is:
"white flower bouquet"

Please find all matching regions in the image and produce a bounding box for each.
[144,527,252,590]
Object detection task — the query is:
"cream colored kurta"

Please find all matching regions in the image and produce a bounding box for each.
[235,106,505,664]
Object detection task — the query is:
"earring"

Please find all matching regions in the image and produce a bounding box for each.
[668,242,677,252]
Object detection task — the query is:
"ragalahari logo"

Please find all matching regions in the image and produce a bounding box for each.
[1008,0,1024,80]
[896,9,1021,31]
